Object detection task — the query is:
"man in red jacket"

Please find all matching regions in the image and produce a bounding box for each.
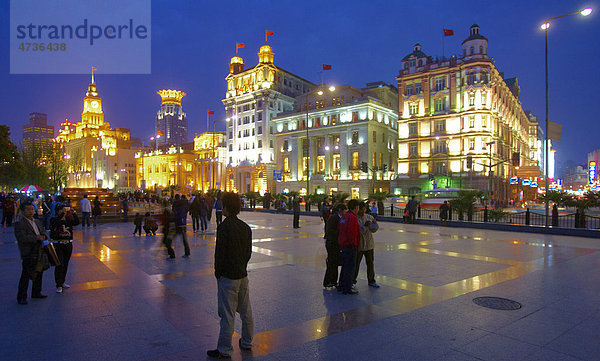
[337,199,360,295]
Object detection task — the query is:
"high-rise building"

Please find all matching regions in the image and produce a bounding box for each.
[22,112,54,161]
[395,25,540,203]
[272,82,399,199]
[223,44,315,193]
[155,90,187,148]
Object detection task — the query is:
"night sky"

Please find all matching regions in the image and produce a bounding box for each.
[1,0,598,175]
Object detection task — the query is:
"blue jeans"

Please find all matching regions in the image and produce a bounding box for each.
[339,248,357,293]
[82,212,90,227]
[200,216,208,231]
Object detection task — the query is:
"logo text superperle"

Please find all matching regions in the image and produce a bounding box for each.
[16,19,148,45]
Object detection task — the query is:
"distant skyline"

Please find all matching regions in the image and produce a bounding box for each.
[1,0,598,172]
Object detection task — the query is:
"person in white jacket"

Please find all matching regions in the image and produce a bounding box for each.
[353,202,380,288]
[79,195,92,228]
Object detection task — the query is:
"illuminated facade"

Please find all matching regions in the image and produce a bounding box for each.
[135,146,195,191]
[273,82,398,199]
[223,44,315,193]
[22,112,54,161]
[56,72,133,188]
[193,131,227,192]
[396,25,539,202]
[155,90,187,147]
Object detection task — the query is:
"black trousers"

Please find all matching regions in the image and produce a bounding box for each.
[2,213,14,227]
[17,257,42,301]
[339,248,357,293]
[133,225,142,235]
[164,227,190,257]
[353,249,375,284]
[323,242,341,287]
[215,211,223,226]
[54,242,73,287]
[293,212,300,228]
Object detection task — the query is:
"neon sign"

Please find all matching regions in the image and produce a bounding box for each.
[522,179,531,186]
[589,161,597,185]
[510,176,519,185]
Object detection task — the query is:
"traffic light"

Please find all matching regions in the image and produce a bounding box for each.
[360,161,368,173]
[512,152,520,167]
[466,156,473,169]
[382,164,388,172]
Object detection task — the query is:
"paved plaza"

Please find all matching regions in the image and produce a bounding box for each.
[1,211,600,361]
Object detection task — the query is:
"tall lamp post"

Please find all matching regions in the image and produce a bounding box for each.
[305,86,335,196]
[541,7,592,226]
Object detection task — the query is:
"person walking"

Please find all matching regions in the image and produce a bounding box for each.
[354,202,380,288]
[50,204,80,293]
[292,196,300,229]
[121,197,129,222]
[199,197,209,232]
[189,196,201,232]
[92,196,102,227]
[172,195,190,258]
[15,201,48,305]
[213,194,223,226]
[133,213,143,236]
[323,203,346,288]
[407,196,418,224]
[439,201,450,226]
[207,192,254,359]
[80,194,91,228]
[337,199,360,295]
[2,195,15,227]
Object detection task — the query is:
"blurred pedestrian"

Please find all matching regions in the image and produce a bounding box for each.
[80,194,91,228]
[292,196,300,229]
[92,196,102,227]
[133,213,143,236]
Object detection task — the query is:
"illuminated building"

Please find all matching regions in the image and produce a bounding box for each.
[273,82,398,199]
[156,90,187,147]
[223,44,316,193]
[396,25,540,202]
[22,112,54,161]
[56,71,133,188]
[193,131,227,192]
[135,146,196,191]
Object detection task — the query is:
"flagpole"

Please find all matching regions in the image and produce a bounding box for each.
[442,28,445,59]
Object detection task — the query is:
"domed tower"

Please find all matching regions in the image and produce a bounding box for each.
[229,55,244,74]
[81,70,104,126]
[462,24,488,57]
[401,43,429,72]
[258,44,274,64]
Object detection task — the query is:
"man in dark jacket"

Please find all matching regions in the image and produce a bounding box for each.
[337,199,360,295]
[207,192,254,359]
[15,201,48,304]
[50,204,80,293]
[407,196,418,224]
[172,195,190,257]
[323,203,346,288]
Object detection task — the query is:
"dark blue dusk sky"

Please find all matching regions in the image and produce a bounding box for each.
[1,0,598,171]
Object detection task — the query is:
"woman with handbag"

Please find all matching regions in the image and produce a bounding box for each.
[50,204,80,293]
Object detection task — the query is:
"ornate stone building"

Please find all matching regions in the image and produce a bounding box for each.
[395,25,540,203]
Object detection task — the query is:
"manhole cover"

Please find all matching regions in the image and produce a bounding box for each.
[473,297,522,310]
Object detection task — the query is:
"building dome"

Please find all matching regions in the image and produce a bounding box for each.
[258,44,274,64]
[462,24,488,57]
[229,55,244,74]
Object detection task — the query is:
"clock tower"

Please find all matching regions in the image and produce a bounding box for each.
[81,69,104,126]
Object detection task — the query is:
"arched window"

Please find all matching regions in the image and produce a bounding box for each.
[418,59,423,67]
[470,46,474,55]
[479,45,484,54]
[468,71,477,85]
[404,62,409,69]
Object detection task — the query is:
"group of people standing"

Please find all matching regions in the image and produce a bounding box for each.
[323,199,380,295]
[15,198,80,305]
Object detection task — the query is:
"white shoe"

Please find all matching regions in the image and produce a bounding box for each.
[62,283,71,289]
[56,287,63,293]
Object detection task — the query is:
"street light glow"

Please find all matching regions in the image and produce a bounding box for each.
[317,90,323,95]
[541,22,550,30]
[581,8,592,16]
[329,86,336,92]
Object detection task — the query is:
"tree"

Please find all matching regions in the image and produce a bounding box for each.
[368,191,391,215]
[47,142,68,193]
[331,192,350,205]
[538,190,571,206]
[0,125,25,190]
[566,191,599,228]
[449,190,483,221]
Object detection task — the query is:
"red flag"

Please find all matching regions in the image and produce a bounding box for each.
[266,30,274,36]
[236,43,245,49]
[157,130,164,136]
[207,110,214,115]
[322,64,332,70]
[443,29,454,36]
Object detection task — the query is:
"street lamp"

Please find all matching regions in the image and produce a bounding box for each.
[541,7,592,226]
[305,86,335,196]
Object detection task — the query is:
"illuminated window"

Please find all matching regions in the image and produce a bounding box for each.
[283,157,290,172]
[469,116,475,128]
[352,152,359,169]
[333,154,340,172]
[352,112,358,122]
[352,173,360,181]
[434,98,446,112]
[482,116,487,128]
[302,157,309,178]
[372,152,376,168]
[379,153,383,168]
[317,156,325,172]
[469,138,475,150]
[469,93,475,106]
[331,114,338,125]
[435,76,446,91]
[409,103,419,115]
